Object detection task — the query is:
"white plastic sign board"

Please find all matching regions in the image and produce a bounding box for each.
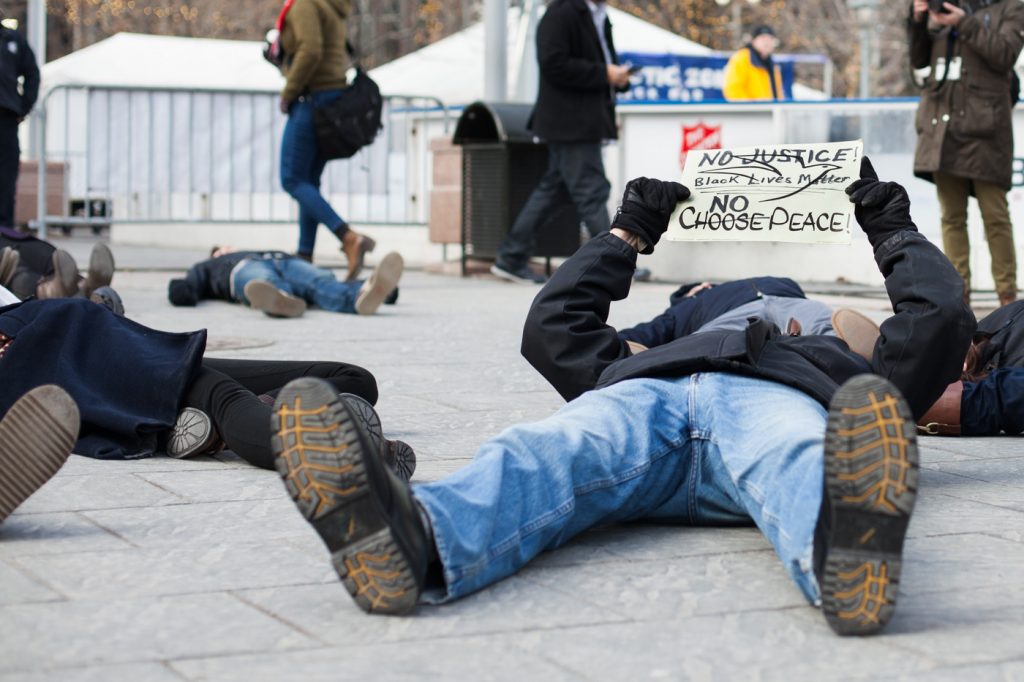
[666,140,863,244]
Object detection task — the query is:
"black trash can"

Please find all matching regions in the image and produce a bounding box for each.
[452,101,580,272]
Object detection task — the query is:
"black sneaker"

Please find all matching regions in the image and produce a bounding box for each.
[490,262,546,284]
[338,393,416,482]
[271,378,430,614]
[0,385,79,523]
[816,375,919,636]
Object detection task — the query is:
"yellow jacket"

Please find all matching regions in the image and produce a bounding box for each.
[722,47,784,101]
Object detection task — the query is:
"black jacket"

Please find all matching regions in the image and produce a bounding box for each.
[0,27,39,117]
[522,231,976,420]
[529,0,619,143]
[169,251,292,305]
[972,300,1024,371]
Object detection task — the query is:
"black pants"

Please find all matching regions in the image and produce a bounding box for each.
[181,358,377,469]
[0,112,20,228]
[496,141,611,270]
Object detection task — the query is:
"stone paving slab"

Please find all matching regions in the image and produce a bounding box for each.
[1,257,1023,680]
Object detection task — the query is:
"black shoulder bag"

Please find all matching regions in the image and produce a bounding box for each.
[313,42,384,160]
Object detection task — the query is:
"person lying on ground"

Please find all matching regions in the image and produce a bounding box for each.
[0,297,415,484]
[0,227,119,311]
[168,246,402,318]
[265,162,975,636]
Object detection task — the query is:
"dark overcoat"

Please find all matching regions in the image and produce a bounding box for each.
[530,0,620,143]
[0,298,206,459]
[910,0,1024,189]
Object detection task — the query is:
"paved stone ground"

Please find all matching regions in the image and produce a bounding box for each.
[1,238,1023,681]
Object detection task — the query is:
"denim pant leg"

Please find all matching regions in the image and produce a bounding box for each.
[496,155,568,269]
[555,142,611,238]
[414,376,698,602]
[277,258,361,314]
[686,373,827,603]
[231,260,295,305]
[962,368,1024,435]
[280,92,346,255]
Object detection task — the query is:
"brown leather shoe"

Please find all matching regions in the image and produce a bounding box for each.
[917,381,963,436]
[341,230,376,282]
[35,250,80,299]
[999,289,1017,307]
[79,243,115,298]
[355,252,403,315]
[0,247,19,287]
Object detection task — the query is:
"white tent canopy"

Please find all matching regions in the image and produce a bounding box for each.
[41,32,284,93]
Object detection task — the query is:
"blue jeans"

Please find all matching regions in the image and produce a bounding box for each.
[963,367,1024,435]
[496,141,611,269]
[231,257,362,314]
[414,373,825,604]
[280,89,349,255]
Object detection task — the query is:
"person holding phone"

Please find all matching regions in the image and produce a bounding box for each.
[909,0,1024,308]
[489,0,631,285]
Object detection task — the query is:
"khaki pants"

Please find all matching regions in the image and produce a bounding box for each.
[934,171,1017,296]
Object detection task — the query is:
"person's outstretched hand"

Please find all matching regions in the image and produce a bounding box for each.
[612,177,691,254]
[845,157,917,250]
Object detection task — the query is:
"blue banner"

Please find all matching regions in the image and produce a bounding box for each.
[617,52,796,104]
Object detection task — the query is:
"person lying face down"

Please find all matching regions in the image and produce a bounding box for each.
[264,159,976,637]
[168,245,402,318]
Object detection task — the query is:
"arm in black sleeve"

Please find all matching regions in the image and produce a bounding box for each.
[17,33,39,115]
[521,233,636,402]
[869,231,976,419]
[908,13,934,69]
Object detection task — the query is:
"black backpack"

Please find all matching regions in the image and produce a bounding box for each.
[312,66,383,160]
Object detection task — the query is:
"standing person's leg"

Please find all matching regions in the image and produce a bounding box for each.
[0,113,19,228]
[272,375,701,612]
[231,259,306,318]
[973,179,1017,305]
[202,357,378,405]
[491,148,569,283]
[559,141,611,239]
[280,98,347,258]
[934,171,973,298]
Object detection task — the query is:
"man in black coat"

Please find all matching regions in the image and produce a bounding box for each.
[269,162,976,636]
[0,19,39,229]
[490,0,631,284]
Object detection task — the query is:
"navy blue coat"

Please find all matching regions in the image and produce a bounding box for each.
[0,298,206,459]
[618,276,805,348]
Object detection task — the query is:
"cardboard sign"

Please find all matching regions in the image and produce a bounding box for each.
[666,140,863,244]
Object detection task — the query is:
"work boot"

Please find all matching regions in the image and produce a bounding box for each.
[999,289,1017,307]
[166,407,224,459]
[340,229,376,282]
[355,252,403,315]
[243,280,307,318]
[338,392,416,482]
[815,375,918,636]
[0,247,19,288]
[272,377,430,614]
[89,286,125,316]
[35,250,80,299]
[79,243,115,298]
[0,385,80,523]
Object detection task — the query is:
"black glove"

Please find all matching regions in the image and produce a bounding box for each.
[612,177,691,254]
[845,156,918,250]
[168,279,198,306]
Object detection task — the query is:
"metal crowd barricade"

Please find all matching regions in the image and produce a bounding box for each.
[33,84,450,240]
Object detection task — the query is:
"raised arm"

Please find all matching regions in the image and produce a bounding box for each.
[522,178,690,401]
[846,158,976,418]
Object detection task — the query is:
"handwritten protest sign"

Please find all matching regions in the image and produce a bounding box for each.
[666,140,863,244]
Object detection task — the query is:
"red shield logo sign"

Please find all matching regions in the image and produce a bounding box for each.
[680,122,722,169]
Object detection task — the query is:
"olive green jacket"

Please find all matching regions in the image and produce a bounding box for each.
[280,0,352,102]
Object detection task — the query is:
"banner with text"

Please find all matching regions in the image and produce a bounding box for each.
[666,140,863,244]
[617,52,796,103]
